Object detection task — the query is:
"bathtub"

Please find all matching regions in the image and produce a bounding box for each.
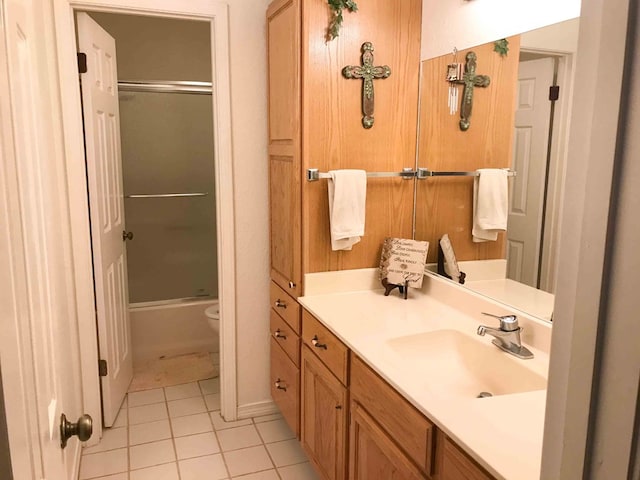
[129,299,219,368]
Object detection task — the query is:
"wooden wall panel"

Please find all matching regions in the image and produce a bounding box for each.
[302,0,422,273]
[415,37,521,263]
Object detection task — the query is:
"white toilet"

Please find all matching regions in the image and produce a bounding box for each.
[204,304,220,334]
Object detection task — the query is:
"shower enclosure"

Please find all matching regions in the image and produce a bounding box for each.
[118,80,217,305]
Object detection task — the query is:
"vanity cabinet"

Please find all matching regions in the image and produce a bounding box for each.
[269,281,301,436]
[349,401,425,480]
[434,430,494,480]
[300,309,349,480]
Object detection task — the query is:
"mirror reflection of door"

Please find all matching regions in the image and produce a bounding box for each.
[507,57,554,289]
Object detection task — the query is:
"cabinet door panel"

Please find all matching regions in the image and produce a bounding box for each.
[350,401,427,480]
[435,430,493,480]
[301,346,348,480]
[270,337,299,436]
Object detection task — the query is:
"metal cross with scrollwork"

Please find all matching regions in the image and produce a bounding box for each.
[342,42,391,129]
[454,51,490,131]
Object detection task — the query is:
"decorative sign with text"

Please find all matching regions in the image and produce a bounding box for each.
[379,238,430,288]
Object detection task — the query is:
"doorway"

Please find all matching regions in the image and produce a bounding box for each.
[54,0,237,443]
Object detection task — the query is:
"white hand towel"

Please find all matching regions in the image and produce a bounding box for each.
[472,168,508,242]
[327,169,367,251]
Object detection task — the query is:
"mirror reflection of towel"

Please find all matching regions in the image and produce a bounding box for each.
[328,170,367,251]
[472,169,508,242]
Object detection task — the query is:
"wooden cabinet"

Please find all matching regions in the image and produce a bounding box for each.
[269,281,301,436]
[350,354,434,476]
[301,345,348,480]
[350,401,425,480]
[267,0,302,297]
[267,0,421,285]
[434,430,494,480]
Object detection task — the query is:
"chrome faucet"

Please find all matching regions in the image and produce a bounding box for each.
[477,312,534,359]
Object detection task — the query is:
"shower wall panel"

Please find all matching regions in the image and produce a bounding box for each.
[120,91,217,303]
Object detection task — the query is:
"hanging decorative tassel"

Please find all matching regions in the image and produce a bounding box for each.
[446,48,462,115]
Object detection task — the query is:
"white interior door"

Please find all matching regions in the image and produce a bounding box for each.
[77,12,133,427]
[0,0,85,478]
[507,57,555,288]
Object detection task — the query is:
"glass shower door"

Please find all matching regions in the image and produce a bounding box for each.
[119,88,217,304]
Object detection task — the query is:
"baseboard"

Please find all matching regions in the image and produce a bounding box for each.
[236,400,279,420]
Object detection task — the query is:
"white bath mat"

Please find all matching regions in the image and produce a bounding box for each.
[128,351,219,392]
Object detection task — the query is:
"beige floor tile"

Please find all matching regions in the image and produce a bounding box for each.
[83,427,127,455]
[89,474,128,480]
[171,412,213,437]
[255,419,295,444]
[179,454,228,480]
[112,406,128,428]
[174,432,220,459]
[217,425,262,452]
[129,462,179,480]
[278,462,320,480]
[167,397,207,418]
[204,393,221,411]
[199,377,220,395]
[164,382,201,401]
[129,439,176,470]
[128,388,165,407]
[265,439,308,467]
[223,445,274,477]
[79,448,128,479]
[252,413,282,424]
[129,419,171,446]
[232,469,279,480]
[129,403,168,425]
[210,411,253,431]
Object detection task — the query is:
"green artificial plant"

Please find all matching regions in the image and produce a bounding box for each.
[327,0,358,41]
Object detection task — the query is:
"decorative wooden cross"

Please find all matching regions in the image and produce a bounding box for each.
[342,42,391,129]
[454,51,490,131]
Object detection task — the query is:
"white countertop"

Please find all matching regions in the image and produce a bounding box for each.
[299,270,550,480]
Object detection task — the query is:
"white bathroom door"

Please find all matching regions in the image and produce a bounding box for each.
[0,0,84,478]
[77,12,133,427]
[507,58,554,288]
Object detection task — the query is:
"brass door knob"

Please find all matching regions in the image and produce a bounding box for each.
[60,413,93,448]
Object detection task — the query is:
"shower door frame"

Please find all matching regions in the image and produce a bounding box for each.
[52,0,238,443]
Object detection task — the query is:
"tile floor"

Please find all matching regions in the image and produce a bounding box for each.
[80,378,319,480]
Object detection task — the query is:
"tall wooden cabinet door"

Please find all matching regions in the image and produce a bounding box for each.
[301,346,348,480]
[349,402,427,480]
[267,0,302,297]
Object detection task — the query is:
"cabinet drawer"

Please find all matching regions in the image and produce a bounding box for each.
[270,281,301,333]
[270,310,300,366]
[301,310,349,385]
[351,354,434,476]
[270,337,300,436]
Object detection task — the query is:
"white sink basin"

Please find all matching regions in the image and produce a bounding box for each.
[385,329,546,398]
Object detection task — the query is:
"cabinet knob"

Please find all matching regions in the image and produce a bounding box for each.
[275,299,287,309]
[273,329,287,340]
[335,405,342,410]
[288,281,296,289]
[311,335,327,350]
[274,379,287,391]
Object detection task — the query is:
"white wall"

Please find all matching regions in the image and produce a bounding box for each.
[227,0,272,410]
[421,0,581,59]
[521,18,580,53]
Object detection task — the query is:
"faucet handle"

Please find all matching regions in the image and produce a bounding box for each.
[481,312,519,331]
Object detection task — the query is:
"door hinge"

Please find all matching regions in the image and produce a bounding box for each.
[77,52,88,74]
[98,359,108,377]
[549,85,560,101]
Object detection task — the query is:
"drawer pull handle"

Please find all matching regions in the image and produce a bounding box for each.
[311,335,327,350]
[289,281,296,289]
[275,299,287,309]
[274,379,287,391]
[335,405,342,410]
[273,329,287,340]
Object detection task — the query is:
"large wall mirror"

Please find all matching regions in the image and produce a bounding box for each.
[415,6,581,323]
